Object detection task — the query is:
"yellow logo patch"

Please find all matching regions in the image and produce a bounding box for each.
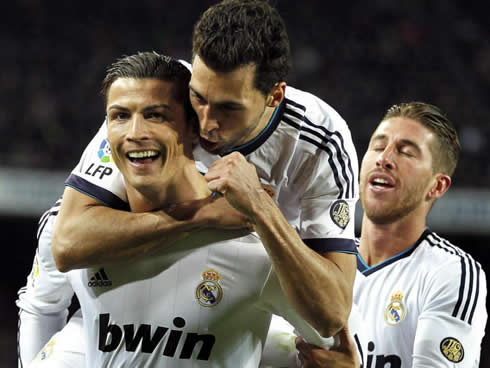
[330,200,350,229]
[440,337,464,362]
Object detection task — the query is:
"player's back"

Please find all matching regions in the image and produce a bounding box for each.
[68,230,275,367]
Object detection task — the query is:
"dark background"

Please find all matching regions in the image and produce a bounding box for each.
[1,0,489,366]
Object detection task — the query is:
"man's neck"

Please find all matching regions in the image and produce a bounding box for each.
[127,159,211,213]
[359,212,428,267]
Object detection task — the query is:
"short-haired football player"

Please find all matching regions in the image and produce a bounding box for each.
[52,0,359,339]
[292,102,487,367]
[21,51,364,367]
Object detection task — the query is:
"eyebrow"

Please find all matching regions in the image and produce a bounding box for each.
[371,134,422,152]
[107,104,172,112]
[189,84,245,109]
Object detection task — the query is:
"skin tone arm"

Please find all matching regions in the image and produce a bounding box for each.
[52,186,250,272]
[205,152,356,337]
[295,328,360,368]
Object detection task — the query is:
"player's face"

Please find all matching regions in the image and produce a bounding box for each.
[360,117,437,224]
[106,78,191,191]
[189,55,269,155]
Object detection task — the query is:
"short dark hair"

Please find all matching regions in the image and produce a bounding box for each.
[101,52,194,120]
[192,0,291,95]
[382,102,461,176]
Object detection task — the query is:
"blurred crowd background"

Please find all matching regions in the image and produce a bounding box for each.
[1,0,489,366]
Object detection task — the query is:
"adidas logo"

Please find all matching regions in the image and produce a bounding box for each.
[88,268,112,287]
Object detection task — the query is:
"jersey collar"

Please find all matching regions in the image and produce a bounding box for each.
[357,228,431,276]
[221,99,286,157]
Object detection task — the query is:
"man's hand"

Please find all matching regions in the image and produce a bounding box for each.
[204,152,265,220]
[295,328,360,368]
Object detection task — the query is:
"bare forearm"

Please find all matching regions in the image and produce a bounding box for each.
[52,188,202,272]
[251,192,355,337]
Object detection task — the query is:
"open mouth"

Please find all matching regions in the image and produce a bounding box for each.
[368,173,395,190]
[127,150,162,164]
[370,177,394,188]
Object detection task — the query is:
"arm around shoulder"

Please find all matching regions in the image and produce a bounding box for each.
[52,187,195,272]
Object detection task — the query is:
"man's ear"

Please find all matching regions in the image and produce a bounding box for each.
[427,174,451,201]
[266,82,286,107]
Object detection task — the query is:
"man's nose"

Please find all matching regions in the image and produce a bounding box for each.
[376,146,395,170]
[127,115,149,140]
[199,105,219,136]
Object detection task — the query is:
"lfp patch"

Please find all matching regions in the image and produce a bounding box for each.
[330,200,350,229]
[98,139,113,163]
[440,337,464,363]
[195,269,223,307]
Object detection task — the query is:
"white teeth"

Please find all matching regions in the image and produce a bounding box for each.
[128,150,159,159]
[373,178,389,185]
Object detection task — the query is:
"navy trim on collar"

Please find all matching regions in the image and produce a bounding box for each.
[222,99,285,157]
[65,174,130,211]
[357,229,430,276]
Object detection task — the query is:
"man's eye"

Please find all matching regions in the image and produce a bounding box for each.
[112,112,128,120]
[190,92,205,104]
[146,112,165,120]
[401,149,414,157]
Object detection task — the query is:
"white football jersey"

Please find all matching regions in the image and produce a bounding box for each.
[67,231,335,367]
[354,230,487,368]
[66,85,359,254]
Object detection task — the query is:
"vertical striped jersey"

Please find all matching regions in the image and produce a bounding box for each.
[354,230,487,367]
[66,85,359,254]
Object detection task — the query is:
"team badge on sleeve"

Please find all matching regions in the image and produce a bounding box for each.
[195,269,223,307]
[34,338,56,362]
[330,200,350,229]
[30,255,40,288]
[98,139,113,163]
[440,337,464,363]
[384,290,406,325]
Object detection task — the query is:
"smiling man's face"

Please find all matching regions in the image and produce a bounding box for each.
[106,77,192,192]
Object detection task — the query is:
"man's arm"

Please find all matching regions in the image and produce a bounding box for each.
[295,328,360,368]
[17,213,74,366]
[205,152,356,337]
[53,187,250,272]
[412,260,487,367]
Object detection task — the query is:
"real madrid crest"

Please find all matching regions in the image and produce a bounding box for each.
[195,268,223,307]
[384,290,406,325]
[330,200,350,229]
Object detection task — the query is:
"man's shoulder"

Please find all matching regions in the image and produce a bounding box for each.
[283,85,347,129]
[419,231,482,270]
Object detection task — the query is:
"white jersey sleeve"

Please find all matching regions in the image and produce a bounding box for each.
[260,304,368,368]
[28,310,84,368]
[16,204,75,367]
[65,120,128,210]
[412,256,487,367]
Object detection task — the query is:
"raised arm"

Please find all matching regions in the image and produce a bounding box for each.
[206,152,356,337]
